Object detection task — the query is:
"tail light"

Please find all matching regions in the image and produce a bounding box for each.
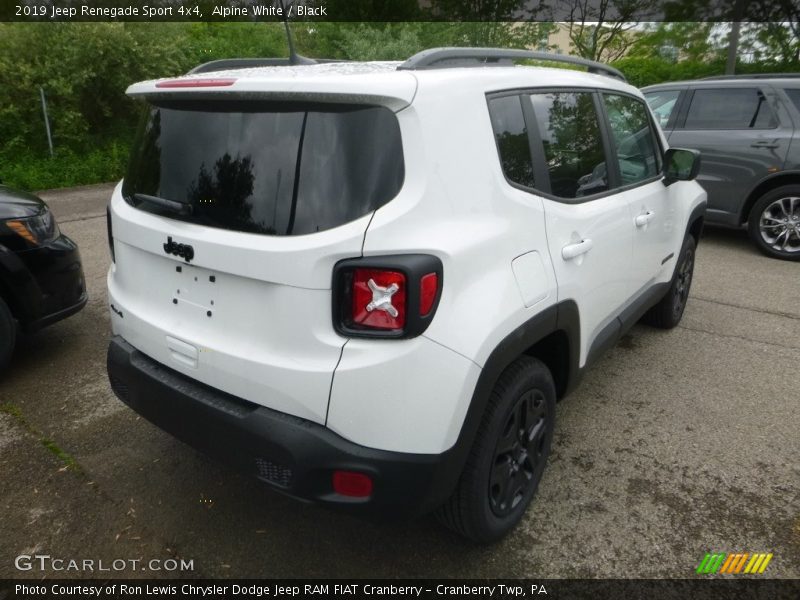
[333,255,443,339]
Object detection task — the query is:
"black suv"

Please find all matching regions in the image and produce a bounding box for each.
[0,184,87,369]
[644,76,800,261]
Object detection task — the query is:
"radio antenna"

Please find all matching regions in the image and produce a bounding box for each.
[278,0,316,65]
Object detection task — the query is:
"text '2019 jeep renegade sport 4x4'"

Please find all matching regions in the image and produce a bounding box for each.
[107,48,706,542]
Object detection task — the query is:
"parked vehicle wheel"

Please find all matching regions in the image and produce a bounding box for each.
[644,235,696,329]
[437,356,556,543]
[748,186,800,261]
[0,296,15,371]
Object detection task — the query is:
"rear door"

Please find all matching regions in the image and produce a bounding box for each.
[525,90,634,366]
[108,99,406,423]
[667,86,792,225]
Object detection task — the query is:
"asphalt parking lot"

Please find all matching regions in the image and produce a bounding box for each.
[1,183,798,579]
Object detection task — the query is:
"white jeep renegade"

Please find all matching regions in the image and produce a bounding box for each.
[106,48,706,543]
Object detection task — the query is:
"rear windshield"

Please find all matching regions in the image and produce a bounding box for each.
[123,100,404,236]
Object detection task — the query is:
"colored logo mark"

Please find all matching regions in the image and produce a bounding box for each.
[696,552,773,574]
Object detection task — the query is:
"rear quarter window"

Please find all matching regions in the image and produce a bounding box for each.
[487,95,536,189]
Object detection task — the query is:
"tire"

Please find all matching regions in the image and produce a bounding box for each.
[747,185,800,261]
[0,296,16,372]
[436,356,556,543]
[643,235,696,329]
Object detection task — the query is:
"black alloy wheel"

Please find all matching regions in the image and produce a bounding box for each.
[436,356,556,543]
[489,388,549,517]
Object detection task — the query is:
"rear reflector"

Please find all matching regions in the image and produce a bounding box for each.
[155,78,236,88]
[332,471,373,498]
[419,272,438,316]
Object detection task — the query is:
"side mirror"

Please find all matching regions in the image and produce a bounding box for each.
[663,148,701,186]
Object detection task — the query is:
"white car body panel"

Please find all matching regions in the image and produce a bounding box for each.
[327,337,480,454]
[108,181,365,424]
[108,60,707,455]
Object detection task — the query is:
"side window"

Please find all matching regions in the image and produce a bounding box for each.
[488,95,535,189]
[603,94,661,186]
[644,90,680,129]
[783,88,800,113]
[684,88,776,129]
[529,91,608,198]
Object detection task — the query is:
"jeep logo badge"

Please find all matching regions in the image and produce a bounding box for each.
[163,236,194,263]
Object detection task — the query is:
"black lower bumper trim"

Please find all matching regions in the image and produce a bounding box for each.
[106,336,463,518]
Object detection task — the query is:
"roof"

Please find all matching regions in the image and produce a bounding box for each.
[127,59,640,110]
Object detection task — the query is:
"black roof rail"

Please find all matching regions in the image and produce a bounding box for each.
[702,73,800,80]
[188,57,345,75]
[397,47,626,81]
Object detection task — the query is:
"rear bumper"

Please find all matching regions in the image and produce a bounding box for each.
[107,335,462,518]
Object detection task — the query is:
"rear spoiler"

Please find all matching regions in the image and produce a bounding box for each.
[125,71,417,112]
[188,57,346,74]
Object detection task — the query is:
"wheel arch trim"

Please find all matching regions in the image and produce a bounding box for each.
[739,171,800,224]
[686,200,707,244]
[441,301,580,496]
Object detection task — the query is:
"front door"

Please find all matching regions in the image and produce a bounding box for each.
[601,92,676,291]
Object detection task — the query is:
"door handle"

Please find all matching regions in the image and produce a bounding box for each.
[635,211,655,227]
[750,140,779,149]
[561,239,593,260]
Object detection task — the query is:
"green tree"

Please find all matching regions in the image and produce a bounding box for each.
[0,23,192,153]
[535,0,659,61]
[625,23,720,62]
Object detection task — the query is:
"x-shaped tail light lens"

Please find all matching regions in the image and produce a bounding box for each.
[352,268,406,330]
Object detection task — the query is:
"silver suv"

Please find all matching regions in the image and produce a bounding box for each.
[644,76,800,261]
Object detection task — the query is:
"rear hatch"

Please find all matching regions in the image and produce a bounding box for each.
[108,69,414,423]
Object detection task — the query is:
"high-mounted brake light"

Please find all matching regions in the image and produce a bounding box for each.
[155,78,236,88]
[333,255,443,339]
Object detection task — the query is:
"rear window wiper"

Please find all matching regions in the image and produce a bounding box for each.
[132,193,193,216]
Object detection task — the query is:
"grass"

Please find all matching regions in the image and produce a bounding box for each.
[0,402,23,420]
[40,438,81,471]
[0,137,130,192]
[0,402,82,472]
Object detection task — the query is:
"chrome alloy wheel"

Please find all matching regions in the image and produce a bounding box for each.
[759,196,800,255]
